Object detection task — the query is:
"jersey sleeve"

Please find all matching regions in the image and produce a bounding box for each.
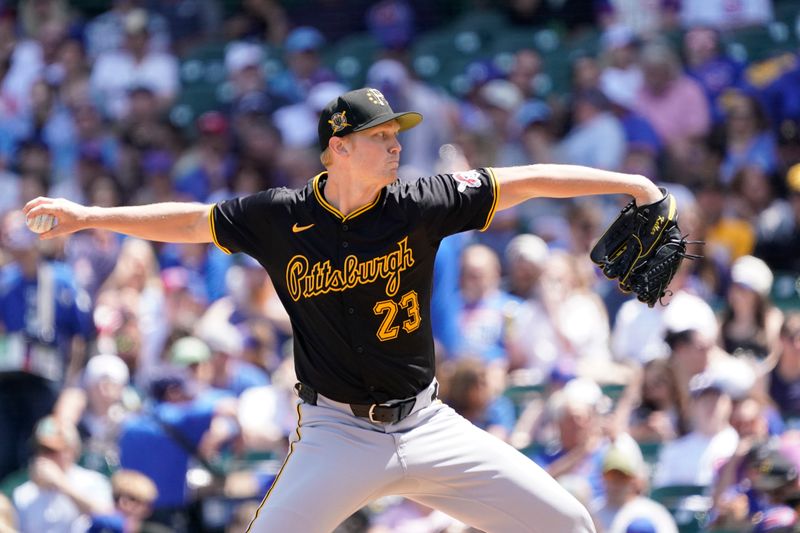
[415,167,499,240]
[209,190,281,256]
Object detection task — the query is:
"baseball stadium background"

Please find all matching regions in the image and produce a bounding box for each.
[0,0,800,532]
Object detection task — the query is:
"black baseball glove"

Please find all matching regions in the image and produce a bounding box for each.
[590,188,699,307]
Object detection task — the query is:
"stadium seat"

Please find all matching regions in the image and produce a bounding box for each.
[323,33,381,89]
[503,383,546,418]
[772,271,800,310]
[601,383,626,405]
[637,441,662,467]
[170,85,227,129]
[649,484,711,533]
[448,8,509,40]
[723,22,798,63]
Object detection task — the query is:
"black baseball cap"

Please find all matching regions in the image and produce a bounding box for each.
[317,87,422,151]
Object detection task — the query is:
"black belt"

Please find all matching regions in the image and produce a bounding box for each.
[294,382,436,424]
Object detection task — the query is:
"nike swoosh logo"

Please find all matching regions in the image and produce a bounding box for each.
[292,223,315,233]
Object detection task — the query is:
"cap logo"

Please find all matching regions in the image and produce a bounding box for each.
[328,111,351,133]
[366,89,388,106]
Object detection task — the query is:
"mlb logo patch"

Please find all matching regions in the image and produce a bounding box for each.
[452,170,482,192]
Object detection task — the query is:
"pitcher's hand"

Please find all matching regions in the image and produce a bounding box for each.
[23,197,91,239]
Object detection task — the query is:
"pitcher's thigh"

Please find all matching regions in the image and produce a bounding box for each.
[246,412,398,533]
[403,409,595,533]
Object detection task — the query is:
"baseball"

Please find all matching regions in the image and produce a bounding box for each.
[26,214,58,234]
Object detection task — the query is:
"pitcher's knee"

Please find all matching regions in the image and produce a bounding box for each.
[552,499,596,533]
[575,506,596,533]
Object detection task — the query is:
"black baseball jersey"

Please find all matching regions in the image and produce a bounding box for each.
[210,168,498,404]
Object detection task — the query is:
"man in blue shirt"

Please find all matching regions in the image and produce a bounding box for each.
[118,371,238,533]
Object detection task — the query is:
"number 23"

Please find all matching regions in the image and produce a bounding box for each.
[372,290,421,341]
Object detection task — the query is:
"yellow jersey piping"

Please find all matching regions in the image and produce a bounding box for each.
[244,402,303,532]
[312,172,382,222]
[480,167,500,231]
[208,205,232,255]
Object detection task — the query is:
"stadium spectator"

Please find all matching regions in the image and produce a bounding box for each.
[731,164,793,239]
[633,41,710,164]
[766,313,800,422]
[720,255,783,360]
[88,468,166,533]
[451,243,521,364]
[268,26,337,105]
[682,27,745,124]
[84,0,171,60]
[508,49,544,100]
[12,415,114,532]
[591,445,678,533]
[710,396,773,529]
[534,377,641,500]
[503,233,550,300]
[679,0,773,30]
[64,353,135,477]
[440,357,516,442]
[118,369,238,532]
[502,99,556,167]
[556,88,626,170]
[510,250,612,375]
[694,178,756,266]
[754,163,800,272]
[90,8,179,120]
[598,25,642,114]
[619,358,684,444]
[173,329,269,397]
[0,492,15,532]
[720,91,779,185]
[172,111,237,202]
[652,371,740,488]
[596,0,679,36]
[96,238,168,383]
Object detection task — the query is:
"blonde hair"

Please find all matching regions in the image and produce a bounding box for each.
[111,469,158,504]
[320,148,333,168]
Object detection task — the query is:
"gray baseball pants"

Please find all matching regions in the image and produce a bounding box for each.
[245,379,595,533]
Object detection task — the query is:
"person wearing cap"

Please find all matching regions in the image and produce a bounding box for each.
[117,352,239,532]
[652,371,740,488]
[70,353,134,475]
[557,88,626,171]
[720,254,783,360]
[12,415,113,532]
[592,446,678,533]
[268,26,337,105]
[27,85,669,532]
[504,232,550,299]
[88,469,164,533]
[533,377,641,503]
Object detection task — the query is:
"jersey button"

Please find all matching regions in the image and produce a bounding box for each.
[342,241,349,248]
[347,307,355,315]
[369,386,376,392]
[356,346,364,354]
[342,224,349,231]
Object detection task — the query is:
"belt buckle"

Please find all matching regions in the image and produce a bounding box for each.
[368,402,392,424]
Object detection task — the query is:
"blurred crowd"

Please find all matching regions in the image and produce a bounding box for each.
[0,0,799,532]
